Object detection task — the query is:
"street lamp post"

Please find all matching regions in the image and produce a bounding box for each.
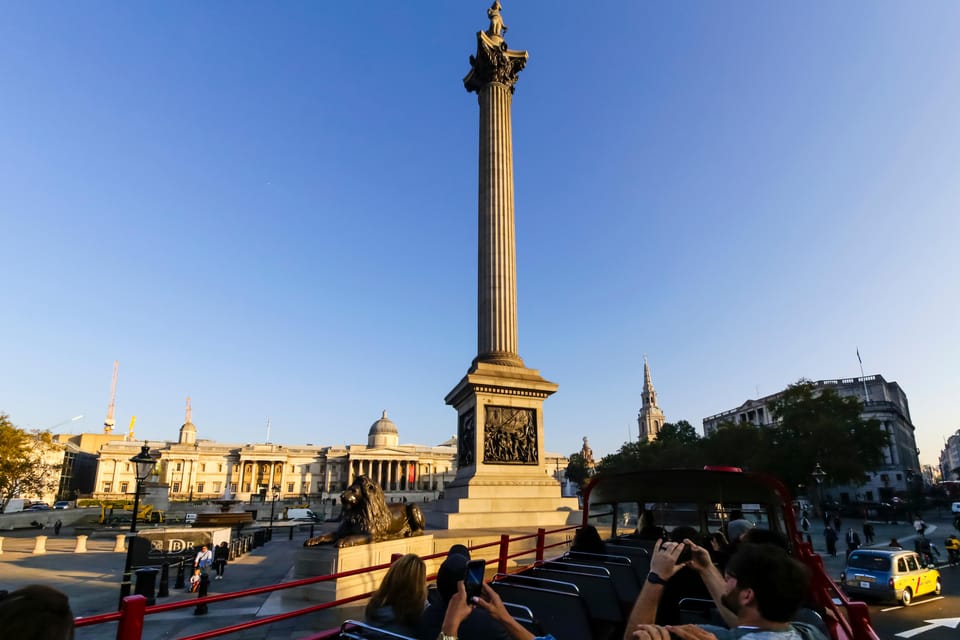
[268,487,280,538]
[812,462,827,519]
[118,445,157,608]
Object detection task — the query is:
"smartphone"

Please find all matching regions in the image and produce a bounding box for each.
[464,559,486,600]
[675,543,693,565]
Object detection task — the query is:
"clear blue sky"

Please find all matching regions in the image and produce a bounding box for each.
[2,2,957,467]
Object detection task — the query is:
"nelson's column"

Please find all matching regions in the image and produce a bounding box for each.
[428,2,579,529]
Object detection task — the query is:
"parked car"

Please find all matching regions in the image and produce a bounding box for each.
[951,501,960,514]
[53,501,71,510]
[27,504,51,511]
[840,548,941,605]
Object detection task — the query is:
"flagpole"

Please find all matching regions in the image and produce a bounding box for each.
[857,348,871,403]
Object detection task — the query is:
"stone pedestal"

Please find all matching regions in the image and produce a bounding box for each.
[33,535,48,554]
[283,535,436,604]
[429,362,579,529]
[114,534,127,552]
[75,535,88,553]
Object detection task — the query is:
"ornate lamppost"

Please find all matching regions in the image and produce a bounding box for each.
[812,462,827,518]
[118,445,156,607]
[268,486,280,537]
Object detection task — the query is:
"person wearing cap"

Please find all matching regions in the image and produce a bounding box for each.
[417,545,510,640]
[726,519,754,544]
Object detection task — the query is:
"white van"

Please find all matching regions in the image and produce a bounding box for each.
[285,508,318,521]
[951,502,960,514]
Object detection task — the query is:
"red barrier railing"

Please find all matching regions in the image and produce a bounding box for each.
[76,524,578,640]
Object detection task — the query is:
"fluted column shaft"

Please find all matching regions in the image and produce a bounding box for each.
[476,82,523,367]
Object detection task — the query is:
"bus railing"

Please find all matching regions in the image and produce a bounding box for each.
[74,524,579,640]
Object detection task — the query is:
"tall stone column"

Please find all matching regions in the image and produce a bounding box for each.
[432,3,577,530]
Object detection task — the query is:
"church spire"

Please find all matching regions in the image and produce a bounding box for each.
[638,356,666,442]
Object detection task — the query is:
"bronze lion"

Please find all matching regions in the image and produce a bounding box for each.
[304,475,426,548]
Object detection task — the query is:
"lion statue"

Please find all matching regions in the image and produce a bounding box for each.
[304,475,426,548]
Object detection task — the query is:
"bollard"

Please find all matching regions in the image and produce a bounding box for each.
[157,562,170,598]
[33,535,48,554]
[0,536,4,554]
[309,524,315,539]
[229,540,237,560]
[193,573,210,615]
[133,567,159,606]
[289,526,294,541]
[75,535,88,553]
[114,534,127,552]
[174,558,186,589]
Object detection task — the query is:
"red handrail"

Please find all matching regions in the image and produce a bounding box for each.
[76,524,579,640]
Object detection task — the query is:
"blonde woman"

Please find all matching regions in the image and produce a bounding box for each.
[365,553,427,635]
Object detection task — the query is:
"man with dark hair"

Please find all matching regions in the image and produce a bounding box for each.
[417,544,509,640]
[625,540,826,639]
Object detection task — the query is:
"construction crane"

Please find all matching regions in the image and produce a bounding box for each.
[104,360,119,434]
[128,415,136,440]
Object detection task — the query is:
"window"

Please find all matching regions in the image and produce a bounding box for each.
[287,482,294,492]
[120,481,129,494]
[201,463,206,472]
[213,482,221,493]
[244,483,251,492]
[218,464,223,472]
[172,482,181,493]
[896,473,903,481]
[318,482,324,491]
[176,462,182,471]
[865,491,874,502]
[897,558,907,572]
[906,555,919,571]
[125,463,131,472]
[230,483,237,493]
[103,482,113,493]
[197,482,205,493]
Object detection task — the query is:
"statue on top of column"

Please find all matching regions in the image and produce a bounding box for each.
[464,0,529,94]
[486,1,507,39]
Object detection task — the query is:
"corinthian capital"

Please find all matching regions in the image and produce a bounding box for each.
[464,29,528,94]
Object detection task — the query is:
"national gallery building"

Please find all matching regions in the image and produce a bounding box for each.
[90,411,460,503]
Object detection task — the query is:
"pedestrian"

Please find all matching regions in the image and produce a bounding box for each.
[800,515,810,534]
[862,522,874,545]
[824,525,838,557]
[833,514,842,531]
[845,528,861,557]
[190,569,202,592]
[194,544,213,572]
[889,537,902,549]
[945,534,959,565]
[913,515,925,535]
[53,519,62,536]
[213,541,229,580]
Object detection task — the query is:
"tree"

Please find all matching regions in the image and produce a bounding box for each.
[596,419,704,474]
[657,420,701,447]
[0,414,61,511]
[564,452,591,490]
[763,380,889,491]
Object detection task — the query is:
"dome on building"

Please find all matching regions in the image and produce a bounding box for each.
[367,410,399,448]
[179,421,197,444]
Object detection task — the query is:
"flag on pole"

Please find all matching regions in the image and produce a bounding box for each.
[856,348,862,365]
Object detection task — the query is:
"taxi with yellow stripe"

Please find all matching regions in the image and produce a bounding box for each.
[841,548,941,605]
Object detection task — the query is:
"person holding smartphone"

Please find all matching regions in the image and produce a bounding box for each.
[440,580,555,640]
[418,545,510,640]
